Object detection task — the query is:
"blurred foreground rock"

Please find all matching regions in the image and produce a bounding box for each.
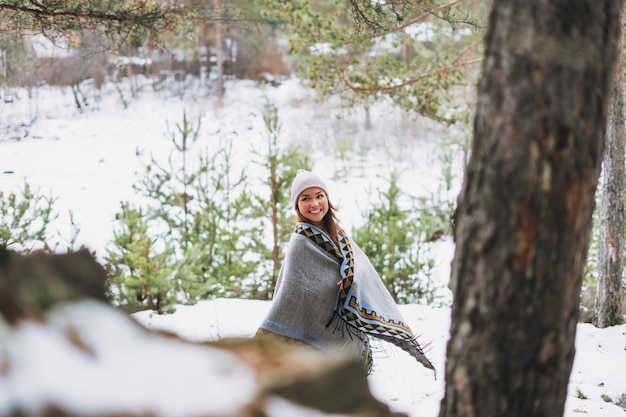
[0,248,404,417]
[0,248,107,324]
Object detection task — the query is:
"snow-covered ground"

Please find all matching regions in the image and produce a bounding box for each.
[1,77,625,416]
[133,298,626,417]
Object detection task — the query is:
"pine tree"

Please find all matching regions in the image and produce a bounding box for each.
[251,99,312,299]
[106,112,265,309]
[106,203,175,313]
[353,171,444,304]
[258,0,487,122]
[0,181,57,253]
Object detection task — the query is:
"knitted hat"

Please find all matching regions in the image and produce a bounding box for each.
[290,169,328,209]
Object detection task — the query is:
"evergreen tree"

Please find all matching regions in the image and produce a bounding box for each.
[0,1,194,47]
[0,181,57,253]
[258,0,487,122]
[106,112,264,310]
[353,171,445,305]
[106,203,175,313]
[251,99,312,299]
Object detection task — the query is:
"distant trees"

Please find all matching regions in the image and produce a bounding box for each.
[0,1,291,105]
[0,0,193,110]
[441,2,623,417]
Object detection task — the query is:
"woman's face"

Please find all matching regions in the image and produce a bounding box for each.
[296,187,329,226]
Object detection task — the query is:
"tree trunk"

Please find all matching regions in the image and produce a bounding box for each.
[214,0,224,106]
[594,6,625,328]
[440,2,623,417]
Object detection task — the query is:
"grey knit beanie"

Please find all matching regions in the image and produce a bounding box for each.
[290,169,328,209]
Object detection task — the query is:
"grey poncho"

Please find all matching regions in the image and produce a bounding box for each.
[259,222,434,373]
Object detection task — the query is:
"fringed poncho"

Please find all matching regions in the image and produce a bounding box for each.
[259,222,434,373]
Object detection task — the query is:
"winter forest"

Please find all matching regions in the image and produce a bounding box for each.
[1,1,625,417]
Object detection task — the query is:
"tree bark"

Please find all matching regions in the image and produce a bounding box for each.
[440,2,623,417]
[594,6,625,328]
[214,0,224,106]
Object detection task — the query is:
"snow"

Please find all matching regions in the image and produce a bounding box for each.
[1,77,625,417]
[133,299,626,417]
[0,302,256,417]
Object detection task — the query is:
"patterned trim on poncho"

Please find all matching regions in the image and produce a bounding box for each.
[295,222,435,372]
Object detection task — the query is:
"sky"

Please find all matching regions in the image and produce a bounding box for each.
[0,76,625,417]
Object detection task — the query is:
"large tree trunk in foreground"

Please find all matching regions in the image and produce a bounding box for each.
[440,2,623,417]
[594,5,625,328]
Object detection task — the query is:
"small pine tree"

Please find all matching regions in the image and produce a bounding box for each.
[106,203,175,313]
[0,181,58,253]
[106,112,265,310]
[251,98,312,299]
[180,142,265,300]
[353,171,444,305]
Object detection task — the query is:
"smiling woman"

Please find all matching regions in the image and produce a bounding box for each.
[291,170,338,244]
[296,187,328,226]
[256,170,435,376]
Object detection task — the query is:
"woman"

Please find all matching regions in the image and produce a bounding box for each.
[257,170,434,375]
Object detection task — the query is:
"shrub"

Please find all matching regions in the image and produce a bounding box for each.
[106,112,264,310]
[0,181,57,253]
[353,171,449,305]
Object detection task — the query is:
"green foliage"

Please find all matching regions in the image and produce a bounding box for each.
[0,181,57,253]
[353,171,450,305]
[0,0,196,48]
[0,180,81,254]
[601,394,613,403]
[257,0,486,122]
[106,203,175,313]
[251,98,312,299]
[106,112,265,310]
[576,388,588,400]
[106,105,462,311]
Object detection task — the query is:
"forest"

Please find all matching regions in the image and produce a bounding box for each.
[0,1,625,417]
